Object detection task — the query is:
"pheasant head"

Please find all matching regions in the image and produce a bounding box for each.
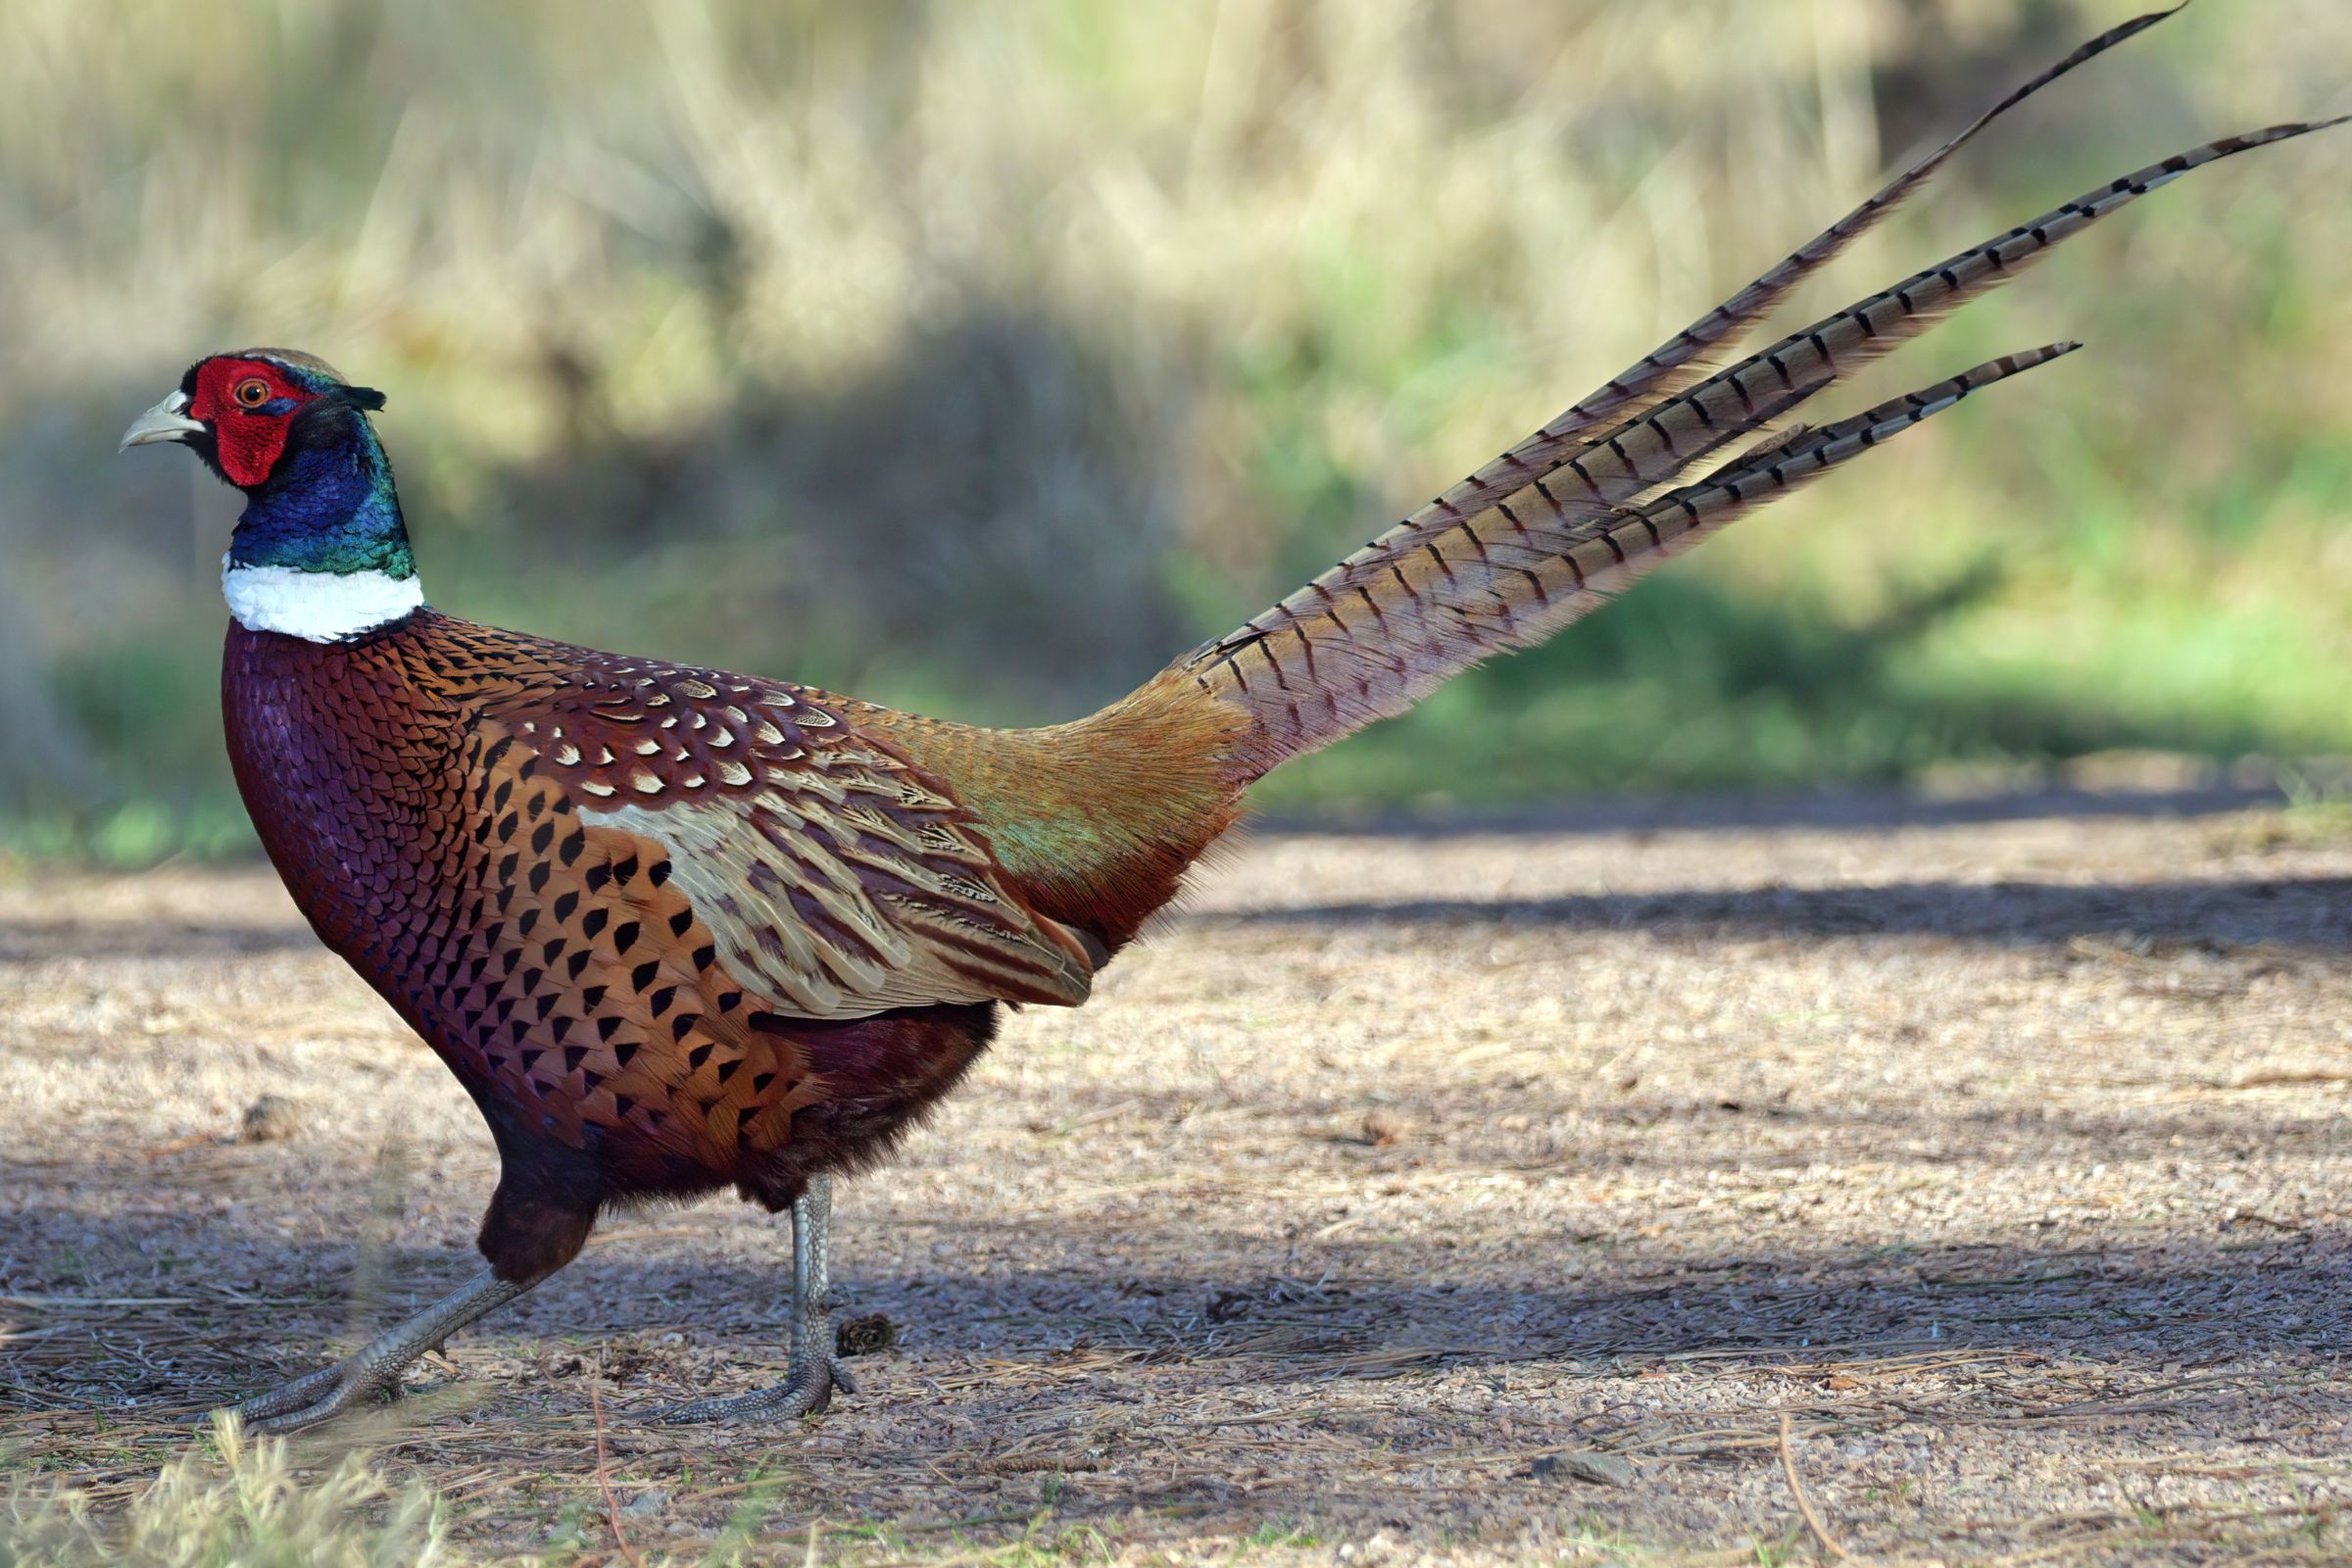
[121,349,421,642]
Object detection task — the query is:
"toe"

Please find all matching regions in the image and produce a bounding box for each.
[229,1364,345,1425]
[232,1367,404,1435]
[244,1392,351,1436]
[655,1358,842,1425]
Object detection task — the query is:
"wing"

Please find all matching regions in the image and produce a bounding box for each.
[481,660,1099,1023]
[389,621,1094,1173]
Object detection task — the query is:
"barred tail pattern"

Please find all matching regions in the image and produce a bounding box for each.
[1163,25,2342,782]
[1424,2,2184,514]
[1303,344,2081,658]
[1631,344,2082,553]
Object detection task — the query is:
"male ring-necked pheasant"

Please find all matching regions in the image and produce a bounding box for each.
[121,10,2339,1433]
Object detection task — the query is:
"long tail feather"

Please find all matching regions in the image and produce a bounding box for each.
[1484,345,2083,618]
[1642,343,2083,541]
[1087,0,2347,801]
[1415,2,2187,524]
[1159,103,2340,780]
[1533,117,2347,527]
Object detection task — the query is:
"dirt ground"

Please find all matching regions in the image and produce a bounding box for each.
[4,796,2350,1565]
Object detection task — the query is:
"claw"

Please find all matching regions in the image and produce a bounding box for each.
[655,1354,852,1426]
[224,1360,406,1436]
[655,1176,860,1428]
[217,1363,347,1427]
[203,1269,535,1435]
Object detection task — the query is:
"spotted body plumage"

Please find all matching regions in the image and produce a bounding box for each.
[224,613,1053,1237]
[116,5,2339,1432]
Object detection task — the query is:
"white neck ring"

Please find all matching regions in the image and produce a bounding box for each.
[222,559,425,643]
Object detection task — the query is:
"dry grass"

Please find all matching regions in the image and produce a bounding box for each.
[5,796,2352,1562]
[3,1417,447,1567]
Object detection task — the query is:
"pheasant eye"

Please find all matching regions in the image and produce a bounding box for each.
[232,377,272,409]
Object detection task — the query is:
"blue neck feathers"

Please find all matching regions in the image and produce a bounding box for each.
[228,408,416,578]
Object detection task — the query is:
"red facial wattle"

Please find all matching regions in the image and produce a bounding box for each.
[188,358,318,487]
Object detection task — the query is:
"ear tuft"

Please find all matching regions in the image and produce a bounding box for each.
[342,385,389,412]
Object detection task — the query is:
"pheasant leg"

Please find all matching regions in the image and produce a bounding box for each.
[659,1175,858,1424]
[226,1269,536,1435]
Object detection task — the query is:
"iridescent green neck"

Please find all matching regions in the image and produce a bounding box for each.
[227,405,415,578]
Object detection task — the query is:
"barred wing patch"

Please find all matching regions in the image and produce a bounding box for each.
[574,792,1095,1016]
[498,665,1096,1020]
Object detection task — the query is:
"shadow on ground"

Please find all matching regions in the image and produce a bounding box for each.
[5,1155,2345,1405]
[1193,873,2352,951]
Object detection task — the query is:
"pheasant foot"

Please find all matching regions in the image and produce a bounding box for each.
[220,1270,534,1435]
[656,1349,858,1425]
[656,1175,859,1426]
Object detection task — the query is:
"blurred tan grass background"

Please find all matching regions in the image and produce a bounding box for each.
[4,0,2348,864]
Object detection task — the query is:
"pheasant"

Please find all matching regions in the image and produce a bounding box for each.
[120,8,2337,1434]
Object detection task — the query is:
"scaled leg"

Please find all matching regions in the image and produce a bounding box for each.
[659,1175,858,1424]
[229,1269,537,1435]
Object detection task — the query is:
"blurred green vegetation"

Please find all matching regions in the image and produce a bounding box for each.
[2,0,2348,865]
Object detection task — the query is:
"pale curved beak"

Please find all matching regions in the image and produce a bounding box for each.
[120,390,205,452]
